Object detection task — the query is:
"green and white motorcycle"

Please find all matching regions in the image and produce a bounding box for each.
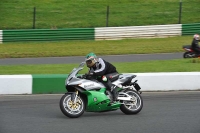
[60,62,143,118]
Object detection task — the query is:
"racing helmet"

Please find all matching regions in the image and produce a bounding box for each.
[193,34,199,40]
[85,52,98,68]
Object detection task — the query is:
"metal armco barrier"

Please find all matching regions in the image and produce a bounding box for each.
[2,28,94,42]
[95,24,182,40]
[0,30,2,43]
[182,23,200,35]
[1,23,200,43]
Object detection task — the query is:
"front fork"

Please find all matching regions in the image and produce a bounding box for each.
[71,90,78,103]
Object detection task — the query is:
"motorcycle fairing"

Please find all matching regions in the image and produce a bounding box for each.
[78,80,105,90]
[66,77,105,90]
[112,74,136,86]
[82,88,121,112]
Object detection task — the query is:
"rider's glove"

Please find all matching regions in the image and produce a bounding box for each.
[81,74,87,79]
[88,72,94,76]
[77,75,82,78]
[84,72,94,79]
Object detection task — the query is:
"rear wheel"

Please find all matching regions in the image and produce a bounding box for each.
[120,89,143,115]
[60,93,85,118]
[183,52,196,58]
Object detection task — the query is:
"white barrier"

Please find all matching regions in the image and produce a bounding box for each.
[134,72,200,91]
[0,73,200,94]
[95,24,182,40]
[0,30,2,44]
[0,75,32,94]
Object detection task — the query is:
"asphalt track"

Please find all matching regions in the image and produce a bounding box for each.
[0,52,183,65]
[0,91,200,133]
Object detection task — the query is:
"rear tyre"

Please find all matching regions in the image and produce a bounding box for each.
[120,89,143,115]
[183,52,195,58]
[60,93,85,118]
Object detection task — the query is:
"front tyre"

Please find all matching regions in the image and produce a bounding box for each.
[120,89,143,115]
[59,93,85,118]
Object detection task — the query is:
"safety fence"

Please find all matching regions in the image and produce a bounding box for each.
[0,72,200,95]
[0,23,200,43]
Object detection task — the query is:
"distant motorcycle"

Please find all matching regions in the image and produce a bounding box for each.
[182,45,200,58]
[59,62,143,118]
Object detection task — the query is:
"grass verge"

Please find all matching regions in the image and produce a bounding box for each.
[1,59,200,75]
[0,36,192,58]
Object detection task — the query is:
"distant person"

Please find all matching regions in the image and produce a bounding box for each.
[191,34,200,56]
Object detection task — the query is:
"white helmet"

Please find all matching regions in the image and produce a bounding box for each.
[193,34,199,40]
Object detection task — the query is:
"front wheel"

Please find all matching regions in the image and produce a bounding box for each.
[59,93,85,118]
[120,89,143,115]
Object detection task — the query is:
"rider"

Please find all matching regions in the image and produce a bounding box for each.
[85,52,119,103]
[191,34,200,56]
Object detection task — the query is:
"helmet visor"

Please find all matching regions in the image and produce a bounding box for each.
[86,60,92,64]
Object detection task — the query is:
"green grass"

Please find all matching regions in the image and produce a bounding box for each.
[0,36,192,58]
[1,59,200,75]
[0,0,200,29]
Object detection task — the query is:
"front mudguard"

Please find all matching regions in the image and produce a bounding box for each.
[65,85,86,102]
[64,92,76,101]
[65,86,88,108]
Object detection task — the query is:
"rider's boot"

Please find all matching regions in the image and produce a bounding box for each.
[110,85,118,104]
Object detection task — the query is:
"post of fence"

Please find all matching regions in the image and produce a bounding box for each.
[178,0,182,24]
[106,6,109,27]
[33,7,36,29]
